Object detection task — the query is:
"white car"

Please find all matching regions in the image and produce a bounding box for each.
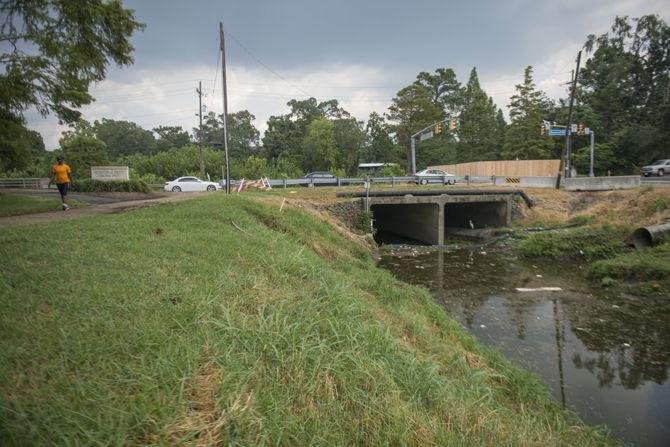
[164,176,221,192]
[415,168,457,185]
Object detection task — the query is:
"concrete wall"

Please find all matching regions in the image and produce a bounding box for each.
[564,175,640,191]
[492,176,556,188]
[371,203,441,244]
[431,159,559,176]
[444,201,509,229]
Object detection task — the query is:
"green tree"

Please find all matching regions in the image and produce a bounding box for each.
[302,118,338,171]
[502,66,556,159]
[153,126,191,152]
[457,68,504,162]
[93,119,156,159]
[363,112,396,163]
[0,111,45,172]
[195,110,260,159]
[0,0,143,124]
[386,84,443,172]
[578,15,670,172]
[414,68,465,117]
[60,135,108,179]
[334,117,366,175]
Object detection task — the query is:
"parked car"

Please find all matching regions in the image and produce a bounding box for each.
[303,171,337,186]
[414,168,457,185]
[164,176,221,192]
[641,159,670,177]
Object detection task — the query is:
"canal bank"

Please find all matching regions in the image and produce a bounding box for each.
[0,193,615,445]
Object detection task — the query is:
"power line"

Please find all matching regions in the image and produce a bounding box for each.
[225,30,314,97]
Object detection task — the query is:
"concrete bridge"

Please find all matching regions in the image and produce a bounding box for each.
[337,189,532,245]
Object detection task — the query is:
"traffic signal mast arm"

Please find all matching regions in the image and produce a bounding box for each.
[410,119,455,174]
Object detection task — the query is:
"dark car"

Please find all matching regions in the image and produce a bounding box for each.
[303,171,337,186]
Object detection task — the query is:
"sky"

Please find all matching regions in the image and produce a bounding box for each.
[20,0,669,149]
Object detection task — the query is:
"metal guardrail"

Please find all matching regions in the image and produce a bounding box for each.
[263,175,498,188]
[0,178,43,189]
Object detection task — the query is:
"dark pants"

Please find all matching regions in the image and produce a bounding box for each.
[57,182,69,199]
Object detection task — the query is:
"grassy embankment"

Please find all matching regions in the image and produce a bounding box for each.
[0,194,615,445]
[0,193,80,217]
[515,187,670,294]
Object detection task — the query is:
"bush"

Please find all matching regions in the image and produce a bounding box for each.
[377,164,405,177]
[73,179,151,193]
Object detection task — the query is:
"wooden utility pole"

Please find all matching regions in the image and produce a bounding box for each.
[555,51,581,189]
[196,81,206,178]
[219,22,231,194]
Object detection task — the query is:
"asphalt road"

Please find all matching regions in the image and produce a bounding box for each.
[640,175,670,182]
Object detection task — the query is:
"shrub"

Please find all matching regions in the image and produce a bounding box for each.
[73,179,150,193]
[377,164,405,177]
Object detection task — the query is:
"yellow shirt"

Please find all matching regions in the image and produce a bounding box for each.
[52,164,71,184]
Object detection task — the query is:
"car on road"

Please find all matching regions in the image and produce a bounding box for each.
[303,171,337,186]
[641,159,670,177]
[164,176,221,192]
[414,168,457,185]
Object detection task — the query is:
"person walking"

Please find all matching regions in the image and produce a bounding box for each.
[51,155,72,210]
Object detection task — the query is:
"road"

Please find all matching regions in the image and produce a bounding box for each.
[640,175,670,183]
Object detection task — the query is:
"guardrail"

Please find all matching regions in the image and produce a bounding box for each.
[0,178,43,189]
[263,175,499,188]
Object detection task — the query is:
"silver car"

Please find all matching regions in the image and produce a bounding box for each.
[641,159,670,177]
[414,168,457,185]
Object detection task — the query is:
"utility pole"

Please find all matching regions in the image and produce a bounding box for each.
[589,130,595,177]
[555,51,581,189]
[219,21,231,194]
[196,81,206,178]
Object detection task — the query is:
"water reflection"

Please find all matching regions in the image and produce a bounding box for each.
[378,247,670,447]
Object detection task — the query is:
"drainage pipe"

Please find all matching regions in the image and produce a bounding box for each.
[632,223,670,249]
[336,189,534,208]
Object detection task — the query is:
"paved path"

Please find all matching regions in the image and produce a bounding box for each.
[0,191,208,226]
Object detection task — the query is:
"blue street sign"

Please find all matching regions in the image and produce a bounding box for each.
[548,129,567,136]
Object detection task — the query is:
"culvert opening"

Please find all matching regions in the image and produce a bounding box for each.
[371,203,440,245]
[444,201,508,231]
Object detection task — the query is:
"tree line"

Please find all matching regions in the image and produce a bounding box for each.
[1,3,667,181]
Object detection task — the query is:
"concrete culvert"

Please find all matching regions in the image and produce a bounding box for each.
[632,223,670,249]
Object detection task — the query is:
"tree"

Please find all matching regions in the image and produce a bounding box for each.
[93,119,156,158]
[386,84,443,171]
[59,135,108,179]
[153,126,191,152]
[578,15,670,172]
[414,68,465,117]
[363,112,396,162]
[195,110,260,158]
[502,66,556,159]
[0,110,45,172]
[301,118,338,171]
[333,117,366,175]
[0,0,143,124]
[457,68,504,162]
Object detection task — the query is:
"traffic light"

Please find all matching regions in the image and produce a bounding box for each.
[578,123,585,135]
[540,123,545,136]
[434,122,444,135]
[449,119,457,130]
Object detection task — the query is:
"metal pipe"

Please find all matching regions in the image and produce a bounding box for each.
[335,188,534,208]
[632,222,670,249]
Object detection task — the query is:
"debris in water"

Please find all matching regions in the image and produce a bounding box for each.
[480,251,487,255]
[536,274,543,278]
[515,287,563,292]
[612,304,621,309]
[479,324,487,329]
[623,343,631,348]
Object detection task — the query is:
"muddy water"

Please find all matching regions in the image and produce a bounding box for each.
[378,246,670,447]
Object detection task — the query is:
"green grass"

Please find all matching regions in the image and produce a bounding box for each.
[0,195,617,445]
[517,226,628,261]
[587,242,670,294]
[0,193,81,217]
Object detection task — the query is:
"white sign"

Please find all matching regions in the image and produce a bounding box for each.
[91,166,129,181]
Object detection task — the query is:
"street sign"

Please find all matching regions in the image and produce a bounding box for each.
[548,129,567,136]
[584,127,590,135]
[419,131,434,141]
[571,124,578,133]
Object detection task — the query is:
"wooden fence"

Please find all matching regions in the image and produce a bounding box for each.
[430,159,560,177]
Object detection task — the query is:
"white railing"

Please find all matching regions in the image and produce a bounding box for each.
[0,178,44,189]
